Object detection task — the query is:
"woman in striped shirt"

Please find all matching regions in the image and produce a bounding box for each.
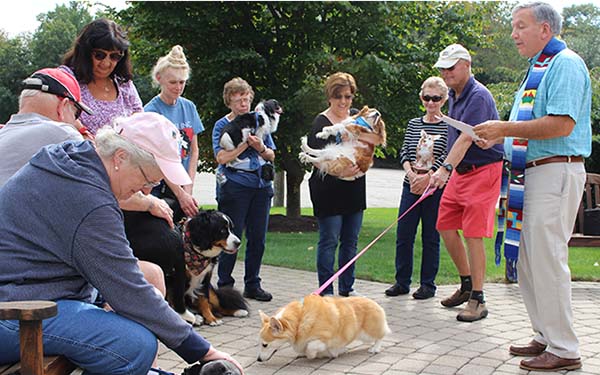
[385,76,449,300]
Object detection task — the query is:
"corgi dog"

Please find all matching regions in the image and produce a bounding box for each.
[298,106,386,181]
[257,294,390,361]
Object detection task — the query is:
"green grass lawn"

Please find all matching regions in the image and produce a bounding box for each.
[250,207,600,286]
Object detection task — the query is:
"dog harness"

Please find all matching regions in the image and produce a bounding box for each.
[494,37,566,282]
[335,116,374,144]
[182,220,213,276]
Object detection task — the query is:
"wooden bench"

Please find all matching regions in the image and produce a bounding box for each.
[569,173,600,247]
[0,301,76,375]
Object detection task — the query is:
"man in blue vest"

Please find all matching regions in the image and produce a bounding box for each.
[474,2,591,372]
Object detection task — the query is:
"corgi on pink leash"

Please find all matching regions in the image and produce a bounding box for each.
[257,294,390,361]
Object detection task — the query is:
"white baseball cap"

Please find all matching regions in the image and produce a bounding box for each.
[113,112,192,186]
[434,44,471,69]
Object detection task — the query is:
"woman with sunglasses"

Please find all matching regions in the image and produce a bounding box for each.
[61,18,143,135]
[307,72,364,297]
[60,20,194,328]
[385,76,449,300]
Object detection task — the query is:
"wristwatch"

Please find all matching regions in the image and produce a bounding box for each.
[442,163,453,173]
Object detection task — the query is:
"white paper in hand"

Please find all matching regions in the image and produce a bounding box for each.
[436,115,481,141]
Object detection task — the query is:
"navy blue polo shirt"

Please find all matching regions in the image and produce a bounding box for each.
[448,76,504,167]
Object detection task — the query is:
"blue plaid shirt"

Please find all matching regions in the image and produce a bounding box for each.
[506,46,592,162]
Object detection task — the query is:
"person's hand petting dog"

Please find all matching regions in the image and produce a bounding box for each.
[175,187,199,218]
[147,195,175,228]
[202,347,245,375]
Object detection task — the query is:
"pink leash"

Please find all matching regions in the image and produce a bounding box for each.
[313,183,437,296]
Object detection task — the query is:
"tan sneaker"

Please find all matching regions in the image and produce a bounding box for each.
[456,299,488,322]
[440,288,470,307]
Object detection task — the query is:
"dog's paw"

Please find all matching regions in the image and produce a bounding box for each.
[368,340,383,354]
[328,347,347,358]
[180,309,197,325]
[192,314,204,326]
[207,318,223,326]
[315,131,328,139]
[233,309,249,318]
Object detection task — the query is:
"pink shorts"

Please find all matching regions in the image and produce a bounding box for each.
[436,161,502,238]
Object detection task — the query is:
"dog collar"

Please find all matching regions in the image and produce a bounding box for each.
[182,221,212,276]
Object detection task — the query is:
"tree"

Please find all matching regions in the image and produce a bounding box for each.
[120,2,497,216]
[0,1,93,122]
[29,1,93,69]
[562,4,600,70]
[120,1,500,218]
[0,35,33,122]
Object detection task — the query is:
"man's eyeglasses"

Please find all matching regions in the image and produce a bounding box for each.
[138,165,161,189]
[332,94,354,100]
[92,49,124,62]
[422,95,443,103]
[72,103,82,119]
[63,97,83,119]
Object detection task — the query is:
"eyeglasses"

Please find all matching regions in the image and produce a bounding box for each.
[231,97,252,105]
[92,49,124,62]
[138,165,161,189]
[62,97,83,119]
[422,95,443,103]
[72,102,82,119]
[332,94,354,100]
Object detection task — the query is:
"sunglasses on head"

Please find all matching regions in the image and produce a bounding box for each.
[332,94,354,100]
[92,49,124,62]
[422,95,443,103]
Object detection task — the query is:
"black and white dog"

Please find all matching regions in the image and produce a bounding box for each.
[182,209,248,326]
[182,359,242,375]
[219,99,283,151]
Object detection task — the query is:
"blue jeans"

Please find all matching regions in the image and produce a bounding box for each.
[217,180,273,290]
[394,183,442,290]
[316,211,364,295]
[0,300,157,375]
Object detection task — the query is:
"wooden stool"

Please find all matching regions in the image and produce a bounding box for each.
[0,301,76,375]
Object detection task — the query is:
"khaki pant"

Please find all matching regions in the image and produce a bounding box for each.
[518,161,586,359]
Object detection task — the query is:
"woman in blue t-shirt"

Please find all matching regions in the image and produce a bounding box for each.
[145,45,204,221]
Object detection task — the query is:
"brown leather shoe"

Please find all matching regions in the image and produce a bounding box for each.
[520,352,581,371]
[441,288,470,307]
[509,340,547,356]
[456,299,488,322]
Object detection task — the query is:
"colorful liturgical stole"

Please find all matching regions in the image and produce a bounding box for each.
[495,37,566,282]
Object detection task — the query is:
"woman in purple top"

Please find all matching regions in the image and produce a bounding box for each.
[61,18,143,134]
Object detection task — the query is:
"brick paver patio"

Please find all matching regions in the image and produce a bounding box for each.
[157,264,600,375]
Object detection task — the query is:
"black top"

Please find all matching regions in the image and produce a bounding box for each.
[307,114,366,218]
